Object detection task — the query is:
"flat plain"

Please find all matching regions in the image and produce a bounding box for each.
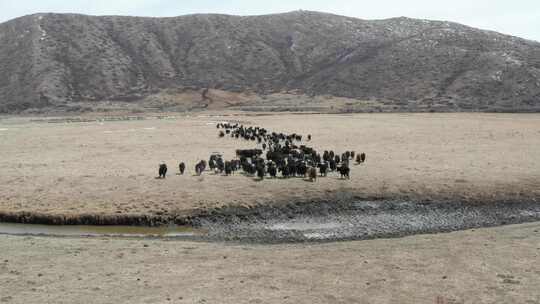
[0,112,539,219]
[1,112,540,303]
[1,222,539,303]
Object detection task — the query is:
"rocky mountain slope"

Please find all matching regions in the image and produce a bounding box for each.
[1,11,539,113]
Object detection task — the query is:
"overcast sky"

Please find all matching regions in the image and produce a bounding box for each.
[1,0,539,41]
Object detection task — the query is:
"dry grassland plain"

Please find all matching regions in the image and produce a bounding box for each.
[0,112,539,220]
[1,112,540,303]
[0,222,539,304]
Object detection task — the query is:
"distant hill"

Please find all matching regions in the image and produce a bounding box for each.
[1,11,539,113]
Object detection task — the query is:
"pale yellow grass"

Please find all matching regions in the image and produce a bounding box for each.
[0,113,539,217]
[1,222,539,303]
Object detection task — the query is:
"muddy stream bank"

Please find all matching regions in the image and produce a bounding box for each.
[1,199,540,243]
[194,200,540,243]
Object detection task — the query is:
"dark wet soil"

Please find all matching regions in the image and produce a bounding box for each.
[193,199,540,243]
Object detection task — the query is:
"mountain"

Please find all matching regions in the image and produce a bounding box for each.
[1,10,540,113]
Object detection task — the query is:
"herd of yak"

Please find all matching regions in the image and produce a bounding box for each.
[158,122,366,181]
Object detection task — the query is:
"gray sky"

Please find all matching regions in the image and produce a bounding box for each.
[1,0,539,41]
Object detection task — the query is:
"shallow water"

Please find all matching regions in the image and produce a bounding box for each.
[0,223,201,238]
[269,222,343,231]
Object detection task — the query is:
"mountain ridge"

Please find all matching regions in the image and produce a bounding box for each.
[1,11,539,113]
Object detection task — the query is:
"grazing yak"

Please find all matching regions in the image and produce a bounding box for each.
[256,164,265,180]
[318,162,328,177]
[337,165,350,179]
[360,152,366,163]
[158,163,168,178]
[209,154,221,171]
[180,122,358,182]
[297,161,308,177]
[267,162,277,178]
[236,149,263,159]
[329,159,337,171]
[195,160,207,175]
[224,161,232,175]
[216,158,225,173]
[179,162,186,175]
[308,167,317,182]
[323,151,330,162]
[280,165,291,178]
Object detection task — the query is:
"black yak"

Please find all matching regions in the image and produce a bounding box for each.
[323,151,330,162]
[267,163,277,178]
[337,165,350,179]
[297,162,308,177]
[360,152,366,163]
[308,167,317,182]
[256,164,265,180]
[158,163,168,178]
[329,150,335,159]
[216,158,225,173]
[195,160,207,175]
[318,162,328,177]
[224,161,232,175]
[236,149,263,159]
[280,165,290,178]
[179,162,186,175]
[329,159,337,171]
